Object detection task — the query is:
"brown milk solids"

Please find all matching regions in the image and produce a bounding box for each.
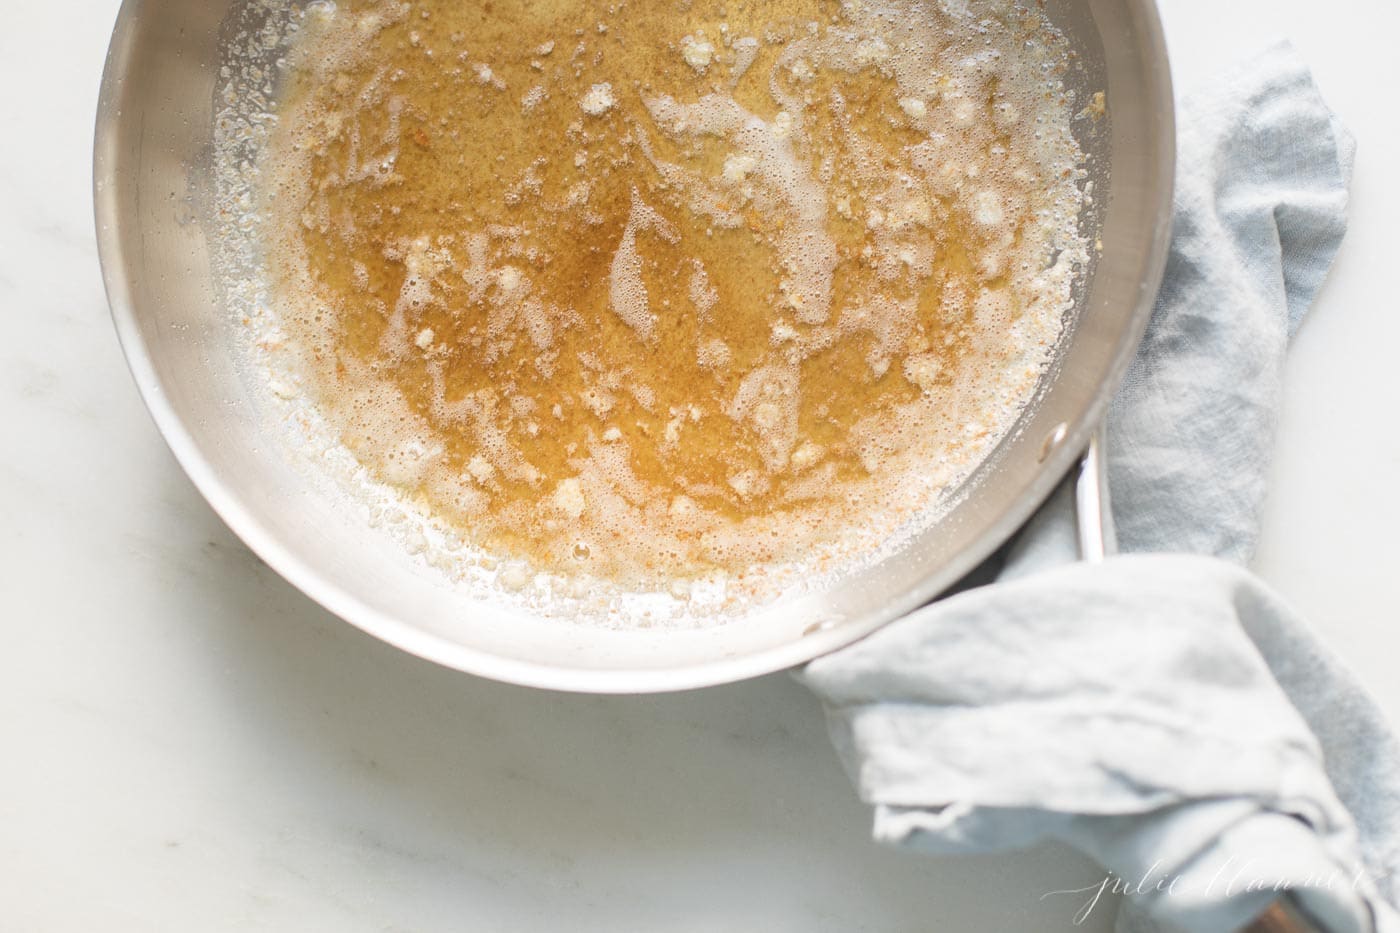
[254,0,1089,598]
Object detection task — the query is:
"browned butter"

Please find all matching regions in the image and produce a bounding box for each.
[261,0,1088,594]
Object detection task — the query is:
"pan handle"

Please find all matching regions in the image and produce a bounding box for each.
[1070,428,1330,933]
[1073,425,1116,564]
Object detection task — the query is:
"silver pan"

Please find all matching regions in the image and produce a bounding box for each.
[94,0,1175,694]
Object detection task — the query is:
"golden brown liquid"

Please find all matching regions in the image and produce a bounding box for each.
[265,0,1082,590]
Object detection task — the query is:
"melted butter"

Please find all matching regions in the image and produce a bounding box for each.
[264,0,1086,590]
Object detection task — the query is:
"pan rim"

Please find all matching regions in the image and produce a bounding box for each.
[93,0,1176,693]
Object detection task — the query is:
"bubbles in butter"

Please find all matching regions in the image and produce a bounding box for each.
[212,0,1095,625]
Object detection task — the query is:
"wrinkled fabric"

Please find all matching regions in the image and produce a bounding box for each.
[799,44,1400,933]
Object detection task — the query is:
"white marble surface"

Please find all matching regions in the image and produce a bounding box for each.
[2,1,1397,929]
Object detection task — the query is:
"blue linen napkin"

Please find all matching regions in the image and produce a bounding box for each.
[798,43,1400,933]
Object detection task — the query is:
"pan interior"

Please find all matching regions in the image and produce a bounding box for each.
[96,0,1171,690]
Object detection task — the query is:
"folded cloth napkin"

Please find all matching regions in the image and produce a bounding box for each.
[798,44,1400,933]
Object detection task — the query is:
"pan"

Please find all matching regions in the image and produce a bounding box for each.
[94,0,1176,694]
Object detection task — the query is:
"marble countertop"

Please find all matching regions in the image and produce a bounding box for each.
[3,1,1397,929]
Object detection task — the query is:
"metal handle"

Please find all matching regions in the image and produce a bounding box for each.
[1071,427,1326,933]
[1249,899,1328,933]
[1074,424,1116,564]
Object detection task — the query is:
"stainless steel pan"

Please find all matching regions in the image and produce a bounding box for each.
[94,0,1176,694]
